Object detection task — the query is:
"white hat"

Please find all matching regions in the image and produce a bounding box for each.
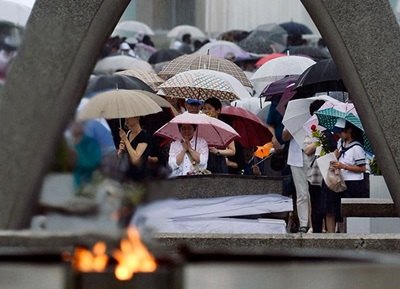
[335,118,346,128]
[120,42,130,50]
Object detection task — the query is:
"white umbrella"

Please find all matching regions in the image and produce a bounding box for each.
[112,20,154,38]
[0,0,32,26]
[256,101,272,123]
[194,40,252,60]
[231,97,268,115]
[251,55,315,83]
[93,55,153,75]
[302,96,341,137]
[167,25,206,39]
[282,95,339,147]
[77,89,162,120]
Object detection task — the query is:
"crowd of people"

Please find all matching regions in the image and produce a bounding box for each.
[58,26,370,234]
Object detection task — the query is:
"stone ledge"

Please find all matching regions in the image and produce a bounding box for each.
[0,231,121,249]
[145,175,283,201]
[341,198,398,217]
[3,231,400,256]
[153,233,400,254]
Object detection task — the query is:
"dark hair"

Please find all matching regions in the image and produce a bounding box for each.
[178,123,197,131]
[182,33,191,42]
[309,100,326,115]
[204,97,222,111]
[345,121,364,145]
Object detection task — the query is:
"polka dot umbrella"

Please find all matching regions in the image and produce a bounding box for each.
[314,103,373,154]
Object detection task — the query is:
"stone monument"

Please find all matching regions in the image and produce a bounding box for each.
[302,0,400,216]
[0,0,130,229]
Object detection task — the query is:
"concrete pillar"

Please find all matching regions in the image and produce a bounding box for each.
[301,0,400,216]
[0,0,130,229]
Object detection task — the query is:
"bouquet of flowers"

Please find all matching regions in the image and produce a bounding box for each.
[310,124,332,156]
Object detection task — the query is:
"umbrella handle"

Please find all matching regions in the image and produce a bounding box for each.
[253,154,273,166]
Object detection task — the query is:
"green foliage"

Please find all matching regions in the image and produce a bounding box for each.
[369,156,381,175]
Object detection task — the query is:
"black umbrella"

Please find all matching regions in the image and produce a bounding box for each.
[148,49,183,65]
[280,22,313,36]
[85,74,155,96]
[237,31,280,54]
[293,59,347,99]
[288,46,331,62]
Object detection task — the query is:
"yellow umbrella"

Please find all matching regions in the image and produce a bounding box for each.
[77,89,162,120]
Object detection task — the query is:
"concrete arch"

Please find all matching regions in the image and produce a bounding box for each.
[1,0,400,228]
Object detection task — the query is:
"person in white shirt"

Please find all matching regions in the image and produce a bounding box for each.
[325,119,367,233]
[168,124,209,177]
[282,130,314,233]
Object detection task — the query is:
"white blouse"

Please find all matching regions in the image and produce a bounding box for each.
[338,141,366,181]
[168,137,209,177]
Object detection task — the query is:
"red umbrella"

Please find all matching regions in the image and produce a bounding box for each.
[220,106,272,148]
[255,53,286,68]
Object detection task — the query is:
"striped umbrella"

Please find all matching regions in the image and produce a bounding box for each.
[158,54,252,88]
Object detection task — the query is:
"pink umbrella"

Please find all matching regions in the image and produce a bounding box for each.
[154,112,240,148]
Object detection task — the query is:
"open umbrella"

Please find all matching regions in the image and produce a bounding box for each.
[167,25,206,39]
[112,20,154,38]
[154,112,239,148]
[194,40,252,61]
[260,75,300,101]
[77,89,162,120]
[195,69,252,99]
[302,96,341,137]
[280,21,313,36]
[251,55,315,83]
[282,95,339,147]
[231,97,268,115]
[255,23,288,47]
[288,46,331,62]
[106,91,178,140]
[85,74,154,96]
[158,69,240,101]
[256,101,272,123]
[238,30,280,55]
[158,54,252,88]
[115,69,164,92]
[0,0,32,26]
[93,55,154,75]
[294,59,346,99]
[255,53,286,68]
[220,106,272,148]
[314,102,372,153]
[148,49,183,64]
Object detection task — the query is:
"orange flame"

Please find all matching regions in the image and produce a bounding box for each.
[113,227,157,281]
[73,241,109,272]
[254,142,273,159]
[71,227,157,280]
